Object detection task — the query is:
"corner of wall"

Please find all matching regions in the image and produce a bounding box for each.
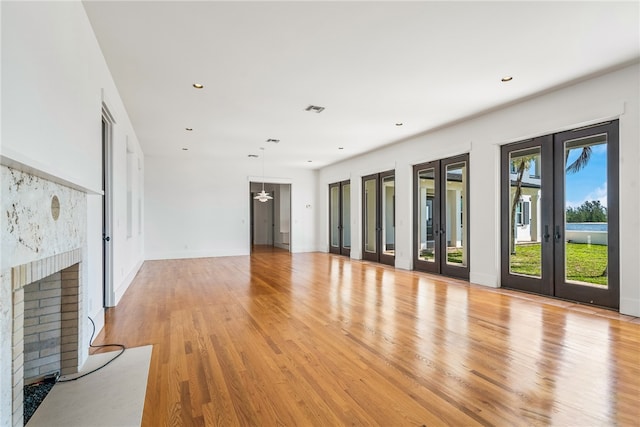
[89,307,105,338]
[114,259,144,305]
[620,297,640,317]
[469,272,499,288]
[395,258,412,271]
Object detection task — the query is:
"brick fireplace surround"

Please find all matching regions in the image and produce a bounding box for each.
[1,164,88,427]
[10,250,83,426]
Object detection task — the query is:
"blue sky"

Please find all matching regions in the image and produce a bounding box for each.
[565,143,607,208]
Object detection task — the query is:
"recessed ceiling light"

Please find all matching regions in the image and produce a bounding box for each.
[395,123,403,126]
[182,148,189,151]
[501,76,513,82]
[266,139,280,143]
[248,154,258,158]
[192,83,204,89]
[338,147,344,150]
[185,128,193,131]
[307,160,313,163]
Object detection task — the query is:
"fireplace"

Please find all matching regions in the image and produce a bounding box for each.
[1,165,88,427]
[11,250,83,425]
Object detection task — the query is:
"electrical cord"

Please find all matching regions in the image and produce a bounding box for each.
[57,316,126,383]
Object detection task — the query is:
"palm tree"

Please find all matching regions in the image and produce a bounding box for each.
[566,145,592,173]
[510,145,594,255]
[509,156,534,254]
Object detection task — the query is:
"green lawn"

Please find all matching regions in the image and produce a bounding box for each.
[447,250,463,264]
[419,249,464,264]
[510,243,608,286]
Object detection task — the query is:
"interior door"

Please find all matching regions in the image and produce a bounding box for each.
[101,112,114,308]
[413,154,469,280]
[362,171,395,266]
[501,121,619,309]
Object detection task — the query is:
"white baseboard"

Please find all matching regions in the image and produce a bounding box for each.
[620,297,640,317]
[469,272,499,288]
[89,307,105,340]
[145,249,249,260]
[114,259,144,305]
[395,257,411,270]
[291,246,319,253]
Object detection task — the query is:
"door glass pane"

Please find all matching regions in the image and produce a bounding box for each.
[417,168,436,262]
[330,186,340,248]
[342,184,351,249]
[445,162,466,266]
[564,134,608,288]
[364,178,377,253]
[508,147,542,278]
[382,176,395,256]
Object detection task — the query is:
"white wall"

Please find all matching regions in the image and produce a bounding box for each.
[1,3,145,421]
[317,64,640,317]
[145,156,316,259]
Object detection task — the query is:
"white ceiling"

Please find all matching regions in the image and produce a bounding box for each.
[82,1,639,169]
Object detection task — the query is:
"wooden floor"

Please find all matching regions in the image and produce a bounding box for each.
[94,251,640,426]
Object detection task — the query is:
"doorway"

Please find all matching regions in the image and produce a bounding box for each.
[253,190,274,246]
[329,180,351,257]
[362,170,395,266]
[101,106,115,307]
[500,121,619,309]
[413,154,469,280]
[250,182,291,252]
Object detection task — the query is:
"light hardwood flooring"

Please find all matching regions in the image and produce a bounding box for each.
[93,251,640,426]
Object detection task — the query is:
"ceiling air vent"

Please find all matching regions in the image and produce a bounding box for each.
[305,105,325,113]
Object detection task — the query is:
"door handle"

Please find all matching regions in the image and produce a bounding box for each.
[554,225,561,242]
[544,225,550,242]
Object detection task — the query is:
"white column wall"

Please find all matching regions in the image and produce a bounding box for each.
[317,64,640,316]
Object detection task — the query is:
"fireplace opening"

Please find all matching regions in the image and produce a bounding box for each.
[23,264,79,384]
[23,376,56,425]
[11,251,82,427]
[19,263,79,425]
